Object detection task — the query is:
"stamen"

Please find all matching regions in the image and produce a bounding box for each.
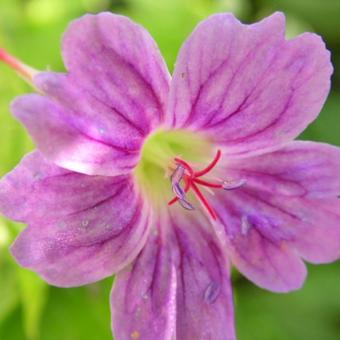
[171,165,186,199]
[195,150,221,177]
[168,196,180,206]
[173,157,194,177]
[168,176,191,205]
[170,164,194,210]
[193,178,223,189]
[168,149,246,220]
[190,182,217,220]
[222,178,247,190]
[178,198,194,211]
[172,182,185,200]
[0,48,39,84]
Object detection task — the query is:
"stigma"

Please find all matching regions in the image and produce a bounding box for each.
[169,150,246,220]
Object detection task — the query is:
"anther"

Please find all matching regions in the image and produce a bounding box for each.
[170,164,194,210]
[222,178,247,190]
[171,164,186,199]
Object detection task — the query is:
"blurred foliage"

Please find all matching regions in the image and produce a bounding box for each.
[258,0,340,43]
[0,0,339,339]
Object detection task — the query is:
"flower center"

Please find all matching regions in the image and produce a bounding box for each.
[134,129,245,219]
[168,150,246,220]
[134,129,213,204]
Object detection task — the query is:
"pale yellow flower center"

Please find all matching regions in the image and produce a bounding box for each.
[134,129,213,206]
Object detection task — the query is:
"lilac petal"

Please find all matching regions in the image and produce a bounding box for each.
[214,142,340,289]
[223,142,340,263]
[214,191,307,292]
[287,198,340,263]
[13,12,170,176]
[62,13,170,130]
[168,12,332,155]
[169,211,236,340]
[225,137,340,264]
[111,232,176,340]
[226,141,340,198]
[12,94,140,176]
[0,152,151,287]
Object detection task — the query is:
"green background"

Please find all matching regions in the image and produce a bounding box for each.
[0,0,340,339]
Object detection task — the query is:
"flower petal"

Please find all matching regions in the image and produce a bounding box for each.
[169,211,236,340]
[226,141,340,198]
[112,210,236,340]
[13,12,170,176]
[62,12,170,129]
[0,152,151,286]
[222,141,340,264]
[288,198,340,264]
[214,191,307,292]
[168,12,332,155]
[111,231,176,340]
[12,94,140,176]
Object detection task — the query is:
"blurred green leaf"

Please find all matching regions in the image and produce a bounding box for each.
[301,93,340,146]
[259,0,340,43]
[18,270,48,340]
[235,263,340,340]
[38,280,113,340]
[0,250,19,327]
[124,0,248,70]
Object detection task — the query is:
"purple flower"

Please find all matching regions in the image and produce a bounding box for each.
[0,11,338,339]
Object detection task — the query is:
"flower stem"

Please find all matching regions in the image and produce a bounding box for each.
[0,48,39,84]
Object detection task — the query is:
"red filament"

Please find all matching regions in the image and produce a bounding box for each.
[195,150,221,177]
[168,150,223,220]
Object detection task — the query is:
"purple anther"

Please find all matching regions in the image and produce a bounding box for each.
[222,178,246,191]
[171,165,186,199]
[170,164,194,210]
[178,198,195,211]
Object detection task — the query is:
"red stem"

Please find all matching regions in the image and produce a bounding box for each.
[0,48,33,80]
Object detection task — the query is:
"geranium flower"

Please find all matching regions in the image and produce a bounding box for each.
[0,11,338,339]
